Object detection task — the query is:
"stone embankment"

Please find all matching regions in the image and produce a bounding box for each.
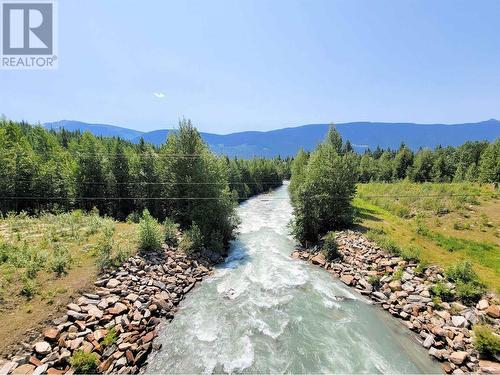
[0,247,217,375]
[292,230,500,375]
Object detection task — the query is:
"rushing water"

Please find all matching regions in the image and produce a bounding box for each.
[147,183,441,374]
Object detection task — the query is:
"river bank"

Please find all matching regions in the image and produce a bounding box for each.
[292,230,500,374]
[0,247,218,375]
[146,183,442,374]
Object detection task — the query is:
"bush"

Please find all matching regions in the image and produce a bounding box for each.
[69,350,99,374]
[321,232,340,261]
[473,325,500,358]
[164,217,179,247]
[49,244,72,277]
[446,260,479,284]
[179,224,203,254]
[393,268,403,280]
[138,209,162,253]
[126,211,141,223]
[20,277,37,299]
[430,281,454,302]
[368,275,381,288]
[95,226,115,271]
[400,246,421,262]
[456,281,485,305]
[102,327,117,347]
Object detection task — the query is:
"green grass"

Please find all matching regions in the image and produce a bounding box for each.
[353,182,500,292]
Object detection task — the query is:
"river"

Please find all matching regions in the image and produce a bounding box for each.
[146,183,441,374]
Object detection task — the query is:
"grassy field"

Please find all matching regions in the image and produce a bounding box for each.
[0,210,137,354]
[354,182,499,292]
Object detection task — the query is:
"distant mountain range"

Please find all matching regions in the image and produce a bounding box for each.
[44,119,500,158]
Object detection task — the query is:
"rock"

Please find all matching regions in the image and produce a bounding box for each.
[108,302,128,315]
[43,328,60,341]
[479,360,500,374]
[106,279,120,288]
[340,274,354,286]
[66,303,81,312]
[32,364,48,375]
[94,329,108,342]
[0,361,18,374]
[311,253,326,266]
[486,304,500,318]
[451,315,468,328]
[441,362,453,374]
[126,293,139,302]
[11,364,35,375]
[449,351,468,365]
[476,299,489,310]
[428,347,442,359]
[388,280,402,291]
[142,331,155,344]
[87,305,103,319]
[423,334,435,349]
[33,341,51,355]
[372,291,387,301]
[66,310,86,320]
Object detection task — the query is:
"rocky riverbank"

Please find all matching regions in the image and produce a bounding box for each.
[0,247,218,375]
[292,230,500,374]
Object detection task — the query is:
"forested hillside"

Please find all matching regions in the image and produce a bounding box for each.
[0,119,289,252]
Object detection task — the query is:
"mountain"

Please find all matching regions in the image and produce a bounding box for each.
[44,119,500,158]
[44,120,144,141]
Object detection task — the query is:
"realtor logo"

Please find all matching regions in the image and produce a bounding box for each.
[1,1,57,69]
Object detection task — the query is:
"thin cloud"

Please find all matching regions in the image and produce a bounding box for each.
[153,92,165,98]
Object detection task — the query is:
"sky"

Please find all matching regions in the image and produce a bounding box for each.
[1,0,500,133]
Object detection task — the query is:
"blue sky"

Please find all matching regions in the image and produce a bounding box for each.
[1,0,500,133]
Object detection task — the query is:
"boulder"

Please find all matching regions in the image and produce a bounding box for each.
[340,274,354,286]
[476,299,489,310]
[486,304,499,318]
[311,253,326,266]
[449,351,468,365]
[451,315,468,328]
[106,279,120,288]
[43,328,60,341]
[33,341,51,355]
[423,334,435,349]
[479,360,500,374]
[11,364,35,375]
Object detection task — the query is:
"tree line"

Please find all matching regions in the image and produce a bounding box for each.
[355,139,499,184]
[0,118,289,252]
[290,126,499,246]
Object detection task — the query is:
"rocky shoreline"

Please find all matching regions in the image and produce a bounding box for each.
[292,230,500,375]
[0,247,218,375]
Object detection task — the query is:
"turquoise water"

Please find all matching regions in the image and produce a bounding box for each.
[147,183,441,374]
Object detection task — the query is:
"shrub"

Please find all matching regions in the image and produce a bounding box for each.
[321,232,340,261]
[96,226,115,271]
[446,260,479,284]
[49,244,72,277]
[473,325,500,358]
[164,217,179,247]
[368,275,381,288]
[179,224,203,254]
[430,281,454,302]
[138,209,162,253]
[414,260,429,275]
[102,327,117,347]
[400,246,421,262]
[393,268,403,281]
[69,350,99,374]
[456,281,485,305]
[20,277,37,299]
[126,211,141,224]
